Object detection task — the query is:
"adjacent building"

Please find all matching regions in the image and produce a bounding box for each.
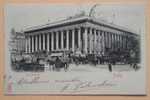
[9,30,26,55]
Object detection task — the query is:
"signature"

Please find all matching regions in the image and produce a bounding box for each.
[60,80,116,92]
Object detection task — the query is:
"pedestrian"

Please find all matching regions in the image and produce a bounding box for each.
[108,63,112,72]
[133,63,138,71]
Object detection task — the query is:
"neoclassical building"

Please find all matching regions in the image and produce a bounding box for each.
[10,30,26,55]
[24,15,138,56]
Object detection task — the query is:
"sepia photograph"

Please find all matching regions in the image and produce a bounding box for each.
[4,4,146,95]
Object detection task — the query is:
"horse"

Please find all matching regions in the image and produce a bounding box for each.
[52,57,69,71]
[46,59,55,71]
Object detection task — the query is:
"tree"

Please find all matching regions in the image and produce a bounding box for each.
[127,36,140,63]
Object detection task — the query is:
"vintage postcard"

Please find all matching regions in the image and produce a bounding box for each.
[4,4,146,95]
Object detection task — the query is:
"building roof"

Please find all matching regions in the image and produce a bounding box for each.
[24,15,138,35]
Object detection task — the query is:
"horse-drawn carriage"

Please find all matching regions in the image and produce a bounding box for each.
[11,54,45,72]
[12,53,70,72]
[46,53,69,71]
[72,54,87,65]
[87,54,98,65]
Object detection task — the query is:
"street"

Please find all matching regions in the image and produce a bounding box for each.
[45,64,140,72]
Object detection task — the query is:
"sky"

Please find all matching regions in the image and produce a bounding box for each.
[5,4,145,35]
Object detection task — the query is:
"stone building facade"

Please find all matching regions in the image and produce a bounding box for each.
[24,16,138,56]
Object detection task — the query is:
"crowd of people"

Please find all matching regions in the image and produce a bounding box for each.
[11,51,140,72]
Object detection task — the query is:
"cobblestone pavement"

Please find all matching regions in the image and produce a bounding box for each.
[51,64,140,72]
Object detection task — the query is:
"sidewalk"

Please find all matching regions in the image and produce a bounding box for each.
[67,64,138,72]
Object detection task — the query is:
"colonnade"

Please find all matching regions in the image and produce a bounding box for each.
[26,28,82,54]
[25,27,128,55]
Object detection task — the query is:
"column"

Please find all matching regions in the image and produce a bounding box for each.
[119,34,121,49]
[105,32,107,49]
[89,28,92,54]
[107,32,110,48]
[122,35,125,49]
[125,35,127,49]
[47,33,50,52]
[94,29,97,54]
[72,29,75,52]
[124,35,126,49]
[115,34,117,49]
[104,32,106,50]
[115,34,118,49]
[56,31,59,50]
[25,36,28,53]
[118,35,120,48]
[61,31,64,50]
[115,34,117,48]
[30,36,32,53]
[66,30,69,50]
[108,32,110,49]
[78,28,81,50]
[112,33,114,50]
[28,36,30,53]
[100,31,103,53]
[120,35,122,49]
[118,34,119,49]
[122,35,124,49]
[114,34,116,49]
[117,34,119,49]
[110,33,112,49]
[113,34,116,50]
[102,31,105,55]
[111,33,113,49]
[29,36,31,53]
[39,34,41,51]
[28,37,30,53]
[98,31,100,54]
[109,33,112,49]
[108,33,110,49]
[35,35,38,51]
[51,32,54,51]
[43,34,45,50]
[84,27,88,54]
[31,35,34,53]
[116,34,119,49]
[118,34,120,49]
[116,34,118,49]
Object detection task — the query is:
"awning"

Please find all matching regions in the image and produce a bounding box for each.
[75,51,82,55]
[50,53,63,57]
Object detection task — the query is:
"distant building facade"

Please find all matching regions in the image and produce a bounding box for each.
[9,30,26,55]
